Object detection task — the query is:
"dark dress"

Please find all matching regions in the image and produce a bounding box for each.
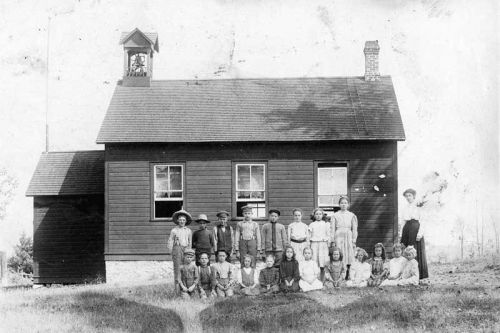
[279,259,300,292]
[401,219,429,279]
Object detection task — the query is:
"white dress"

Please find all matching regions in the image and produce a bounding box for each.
[345,261,371,287]
[332,211,358,267]
[380,257,408,286]
[308,220,330,267]
[288,221,309,262]
[299,260,323,292]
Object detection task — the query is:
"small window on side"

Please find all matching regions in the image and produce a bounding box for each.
[153,165,184,219]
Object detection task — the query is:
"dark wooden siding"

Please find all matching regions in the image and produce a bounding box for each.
[33,195,105,284]
[105,141,397,259]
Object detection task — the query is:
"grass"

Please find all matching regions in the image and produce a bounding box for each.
[1,257,499,333]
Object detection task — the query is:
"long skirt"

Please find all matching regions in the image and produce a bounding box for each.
[401,219,429,279]
[310,241,329,267]
[299,278,323,292]
[416,237,429,279]
[335,228,355,266]
[290,240,309,262]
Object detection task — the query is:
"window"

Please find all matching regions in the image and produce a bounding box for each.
[317,163,348,214]
[235,163,266,218]
[153,165,184,219]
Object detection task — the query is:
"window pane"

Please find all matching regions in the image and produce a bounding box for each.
[169,166,182,191]
[237,165,251,190]
[250,191,265,200]
[170,191,183,199]
[318,195,333,207]
[155,201,183,219]
[250,165,265,190]
[155,192,169,199]
[237,191,251,200]
[318,168,334,195]
[332,167,347,195]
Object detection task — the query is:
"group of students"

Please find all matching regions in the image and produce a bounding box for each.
[168,190,428,299]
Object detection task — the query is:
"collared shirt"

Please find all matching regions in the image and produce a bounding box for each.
[259,267,280,287]
[213,225,234,252]
[402,202,420,221]
[261,222,288,251]
[308,220,330,243]
[234,220,261,251]
[167,226,192,252]
[178,262,199,288]
[213,261,234,281]
[288,222,309,241]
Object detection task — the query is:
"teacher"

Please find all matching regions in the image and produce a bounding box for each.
[400,188,429,280]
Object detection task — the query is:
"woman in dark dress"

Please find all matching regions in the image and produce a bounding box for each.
[400,188,429,280]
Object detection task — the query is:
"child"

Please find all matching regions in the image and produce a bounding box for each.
[235,255,260,296]
[346,248,371,287]
[308,208,331,278]
[212,250,234,297]
[380,243,407,287]
[178,248,199,299]
[198,252,216,299]
[324,247,345,289]
[299,247,323,292]
[287,208,309,262]
[261,209,288,267]
[397,246,420,286]
[213,210,234,261]
[332,197,358,280]
[192,214,215,265]
[279,246,300,293]
[259,255,281,294]
[367,243,389,287]
[234,205,261,268]
[167,210,193,290]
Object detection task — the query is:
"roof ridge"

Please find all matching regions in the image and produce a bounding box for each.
[42,150,104,154]
[146,75,393,83]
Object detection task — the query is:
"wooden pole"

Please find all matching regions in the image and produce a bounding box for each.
[45,16,50,152]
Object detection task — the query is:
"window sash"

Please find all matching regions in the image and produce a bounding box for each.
[236,163,266,201]
[154,165,184,201]
[317,166,347,207]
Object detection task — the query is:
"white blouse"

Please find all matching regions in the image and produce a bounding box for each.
[401,202,421,221]
[288,222,309,241]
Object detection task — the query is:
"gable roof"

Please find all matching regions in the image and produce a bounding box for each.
[119,28,159,52]
[26,151,104,196]
[96,76,405,143]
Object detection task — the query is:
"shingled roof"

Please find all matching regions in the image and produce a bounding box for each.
[96,76,405,143]
[26,151,104,196]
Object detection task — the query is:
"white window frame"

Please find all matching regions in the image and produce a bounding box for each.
[316,163,348,213]
[235,163,266,202]
[153,164,184,201]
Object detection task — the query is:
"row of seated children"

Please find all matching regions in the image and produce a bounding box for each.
[178,241,419,299]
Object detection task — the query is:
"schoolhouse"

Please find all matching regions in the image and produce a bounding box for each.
[26,29,405,284]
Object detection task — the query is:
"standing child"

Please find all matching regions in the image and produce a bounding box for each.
[308,208,331,279]
[167,210,193,291]
[235,255,260,296]
[213,210,234,261]
[299,247,323,292]
[287,208,309,262]
[212,250,234,297]
[178,248,199,299]
[192,214,215,265]
[234,205,261,268]
[346,248,371,287]
[324,247,345,289]
[367,243,389,287]
[380,243,407,286]
[279,246,300,293]
[332,197,358,280]
[259,255,281,294]
[198,253,216,299]
[261,209,288,267]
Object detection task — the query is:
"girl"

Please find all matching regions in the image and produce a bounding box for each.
[397,246,419,285]
[299,247,323,292]
[346,248,371,287]
[367,243,389,287]
[167,209,193,291]
[400,188,429,280]
[259,255,280,294]
[332,197,358,280]
[380,243,407,287]
[279,246,300,293]
[308,208,331,278]
[324,247,345,289]
[235,255,260,296]
[287,208,309,262]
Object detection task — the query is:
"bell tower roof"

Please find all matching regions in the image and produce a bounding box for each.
[119,28,159,52]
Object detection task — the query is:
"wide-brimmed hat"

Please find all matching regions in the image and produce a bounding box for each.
[216,210,231,218]
[195,214,210,224]
[268,209,280,216]
[403,188,416,197]
[172,210,192,225]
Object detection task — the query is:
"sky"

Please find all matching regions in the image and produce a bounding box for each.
[0,0,498,259]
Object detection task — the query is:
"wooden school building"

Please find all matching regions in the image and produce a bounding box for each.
[26,29,405,284]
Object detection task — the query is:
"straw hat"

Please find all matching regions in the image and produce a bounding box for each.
[195,214,210,224]
[172,209,193,225]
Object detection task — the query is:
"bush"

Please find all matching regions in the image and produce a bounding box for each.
[7,232,33,274]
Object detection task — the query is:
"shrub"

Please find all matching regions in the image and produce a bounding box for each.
[7,232,33,274]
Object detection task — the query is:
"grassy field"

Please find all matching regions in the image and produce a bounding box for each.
[1,257,499,333]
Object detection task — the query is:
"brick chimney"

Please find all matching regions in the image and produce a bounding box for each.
[364,40,380,81]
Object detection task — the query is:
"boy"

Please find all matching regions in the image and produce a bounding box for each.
[192,214,215,265]
[178,248,199,299]
[198,252,216,299]
[261,209,288,267]
[213,210,234,261]
[212,250,234,297]
[234,205,261,268]
[259,254,280,294]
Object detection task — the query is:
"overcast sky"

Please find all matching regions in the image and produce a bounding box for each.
[0,0,498,256]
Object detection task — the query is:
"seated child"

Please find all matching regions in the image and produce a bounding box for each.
[212,250,234,297]
[367,243,389,287]
[398,246,419,286]
[178,248,199,299]
[346,248,371,287]
[197,252,216,299]
[279,246,300,293]
[259,254,280,294]
[324,246,345,289]
[299,247,323,292]
[235,255,260,296]
[380,243,407,287]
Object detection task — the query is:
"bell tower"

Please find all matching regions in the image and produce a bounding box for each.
[119,28,159,87]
